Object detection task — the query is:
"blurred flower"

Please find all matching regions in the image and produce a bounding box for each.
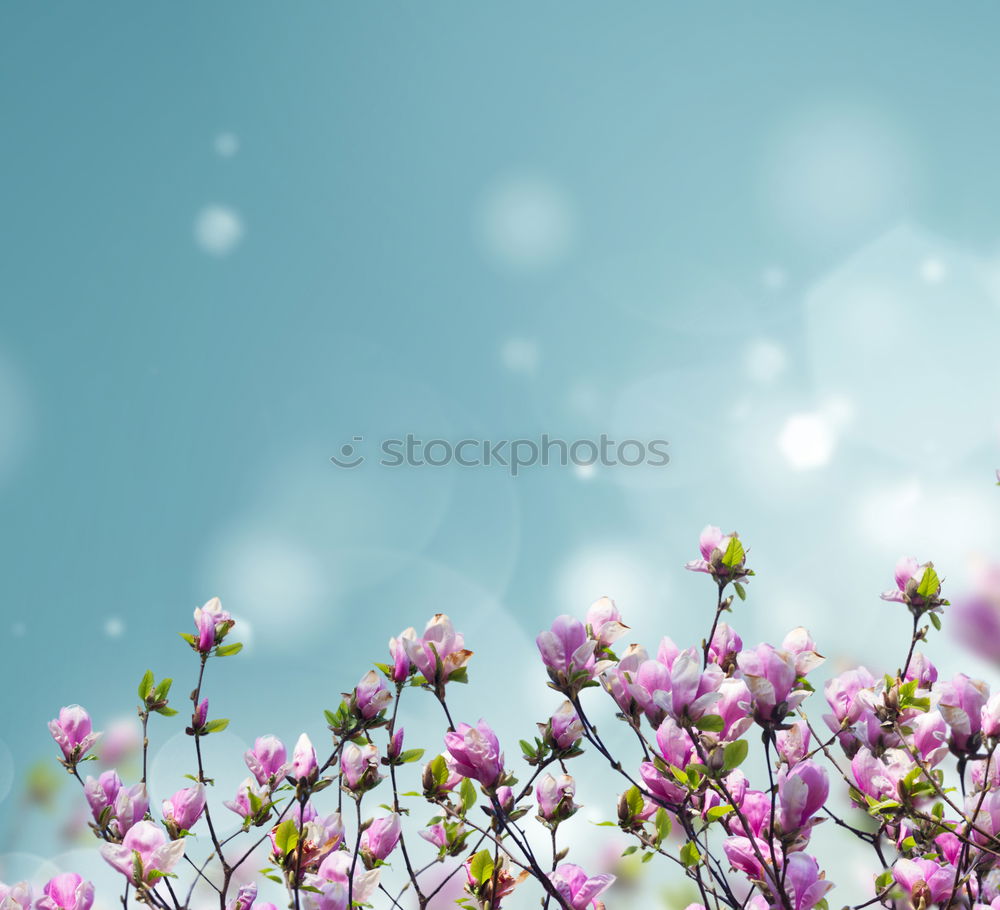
[35,875,94,910]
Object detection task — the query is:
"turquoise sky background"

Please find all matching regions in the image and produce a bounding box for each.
[3,4,1000,907]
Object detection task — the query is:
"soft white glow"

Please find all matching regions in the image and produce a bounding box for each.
[194,205,244,256]
[213,132,240,158]
[104,617,124,638]
[479,175,575,271]
[499,337,540,374]
[778,413,835,470]
[745,338,788,384]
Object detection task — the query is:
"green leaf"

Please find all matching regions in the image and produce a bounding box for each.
[138,670,154,701]
[203,718,229,734]
[460,778,477,812]
[274,818,299,855]
[625,786,644,819]
[721,537,745,569]
[722,739,748,771]
[448,666,469,685]
[679,840,701,867]
[216,642,243,657]
[917,566,939,599]
[154,678,173,700]
[155,706,178,716]
[179,632,197,646]
[653,808,672,844]
[707,804,734,821]
[398,748,425,764]
[929,612,942,631]
[734,582,747,601]
[695,715,724,733]
[469,849,494,885]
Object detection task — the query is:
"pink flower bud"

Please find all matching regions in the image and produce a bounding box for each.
[537,616,601,696]
[738,643,808,725]
[226,883,256,910]
[84,770,123,825]
[548,863,615,910]
[100,820,186,885]
[162,784,206,836]
[193,698,209,729]
[419,822,448,850]
[775,720,811,767]
[111,783,148,837]
[535,773,578,823]
[685,526,749,584]
[388,630,414,682]
[783,853,834,910]
[939,674,990,753]
[401,614,472,689]
[984,693,1000,739]
[341,743,383,792]
[360,813,401,861]
[777,760,828,831]
[707,622,743,667]
[35,875,94,910]
[893,858,955,908]
[193,597,232,653]
[548,701,583,751]
[48,706,101,764]
[0,882,33,910]
[354,670,392,720]
[292,733,319,782]
[881,558,942,610]
[585,597,628,649]
[444,719,504,789]
[388,728,405,762]
[224,777,268,820]
[495,786,515,812]
[245,735,288,786]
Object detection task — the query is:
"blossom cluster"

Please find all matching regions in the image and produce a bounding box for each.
[15,520,1000,910]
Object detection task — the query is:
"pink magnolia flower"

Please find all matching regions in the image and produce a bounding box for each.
[893,858,955,908]
[784,853,834,910]
[716,677,753,741]
[0,882,32,910]
[535,773,578,823]
[776,720,811,767]
[354,670,392,720]
[162,784,206,836]
[728,790,771,839]
[881,558,942,609]
[444,719,504,789]
[654,717,697,769]
[707,622,743,668]
[49,706,101,764]
[302,851,380,910]
[419,822,448,850]
[908,712,949,766]
[84,770,123,825]
[850,747,910,803]
[905,651,938,688]
[292,733,319,782]
[651,648,725,723]
[684,525,749,581]
[548,863,615,909]
[387,728,405,762]
[737,644,807,724]
[547,701,584,751]
[341,743,383,792]
[360,813,401,862]
[954,565,1000,663]
[781,628,825,676]
[401,614,472,688]
[101,820,186,885]
[639,762,685,807]
[193,697,209,730]
[388,629,414,682]
[245,735,288,786]
[110,782,148,837]
[585,597,628,649]
[35,875,94,910]
[939,674,990,752]
[193,596,232,652]
[984,693,1000,739]
[226,883,257,910]
[723,836,778,882]
[777,760,828,831]
[537,616,602,694]
[824,667,876,729]
[224,777,268,819]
